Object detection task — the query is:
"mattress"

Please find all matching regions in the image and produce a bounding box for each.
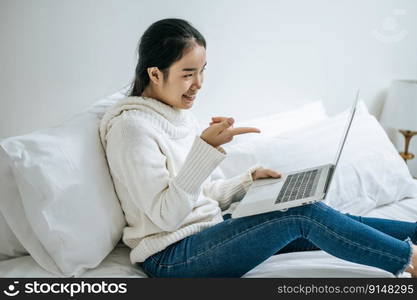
[1,196,416,278]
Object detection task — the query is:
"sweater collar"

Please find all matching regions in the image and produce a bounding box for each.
[126,96,188,125]
[100,96,194,149]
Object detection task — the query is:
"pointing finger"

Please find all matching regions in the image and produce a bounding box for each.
[230,127,261,136]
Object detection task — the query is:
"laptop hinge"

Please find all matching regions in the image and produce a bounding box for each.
[323,165,335,194]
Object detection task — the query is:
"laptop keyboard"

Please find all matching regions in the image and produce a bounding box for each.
[275,169,321,204]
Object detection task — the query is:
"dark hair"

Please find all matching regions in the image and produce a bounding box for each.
[128,18,206,97]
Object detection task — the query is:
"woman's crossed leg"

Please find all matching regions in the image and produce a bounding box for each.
[139,202,416,277]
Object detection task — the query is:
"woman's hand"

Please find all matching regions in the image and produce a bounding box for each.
[206,117,281,180]
[251,167,282,181]
[200,116,260,148]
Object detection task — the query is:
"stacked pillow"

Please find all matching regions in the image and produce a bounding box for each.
[220,101,417,215]
[0,88,128,276]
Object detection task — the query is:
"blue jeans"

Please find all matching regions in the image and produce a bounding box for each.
[138,202,416,277]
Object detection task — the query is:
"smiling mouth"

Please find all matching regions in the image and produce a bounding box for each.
[183,94,196,101]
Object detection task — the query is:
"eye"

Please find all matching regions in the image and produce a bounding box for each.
[183,68,206,78]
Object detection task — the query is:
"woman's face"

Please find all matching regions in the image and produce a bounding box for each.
[144,43,206,109]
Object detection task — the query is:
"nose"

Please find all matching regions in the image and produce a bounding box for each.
[192,72,203,90]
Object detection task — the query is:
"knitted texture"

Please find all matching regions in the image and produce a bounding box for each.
[100,96,261,263]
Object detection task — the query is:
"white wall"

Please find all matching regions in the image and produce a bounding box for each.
[1,0,416,175]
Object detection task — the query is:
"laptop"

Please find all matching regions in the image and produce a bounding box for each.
[231,90,360,218]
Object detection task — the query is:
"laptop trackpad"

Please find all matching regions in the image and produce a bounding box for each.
[245,180,283,203]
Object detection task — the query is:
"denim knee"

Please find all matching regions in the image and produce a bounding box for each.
[292,202,329,215]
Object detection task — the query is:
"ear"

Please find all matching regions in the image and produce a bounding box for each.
[147,67,162,85]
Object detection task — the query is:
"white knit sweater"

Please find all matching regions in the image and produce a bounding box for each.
[99,96,260,264]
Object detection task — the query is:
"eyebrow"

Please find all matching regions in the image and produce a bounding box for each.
[182,62,207,72]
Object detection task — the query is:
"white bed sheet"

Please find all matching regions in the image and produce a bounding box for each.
[1,196,416,278]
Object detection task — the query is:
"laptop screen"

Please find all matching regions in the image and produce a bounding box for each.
[322,90,360,198]
[333,90,360,168]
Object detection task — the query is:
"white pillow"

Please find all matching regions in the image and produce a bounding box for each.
[214,100,328,170]
[220,101,417,215]
[0,215,27,261]
[224,100,328,145]
[0,145,28,260]
[218,100,328,176]
[0,88,128,276]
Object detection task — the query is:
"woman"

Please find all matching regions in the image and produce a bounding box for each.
[99,18,417,277]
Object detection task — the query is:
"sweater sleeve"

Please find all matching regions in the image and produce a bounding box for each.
[106,122,225,232]
[202,164,263,210]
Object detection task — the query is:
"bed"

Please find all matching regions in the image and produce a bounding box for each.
[1,88,417,278]
[0,195,416,278]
